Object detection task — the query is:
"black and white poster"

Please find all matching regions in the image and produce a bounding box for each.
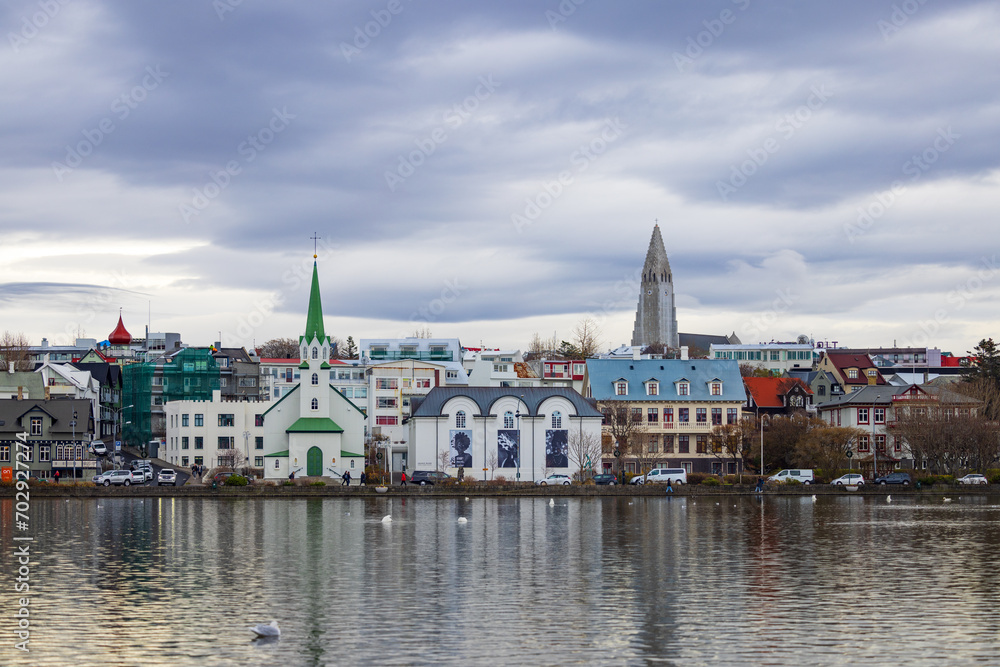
[546,429,568,468]
[497,430,519,468]
[450,430,473,467]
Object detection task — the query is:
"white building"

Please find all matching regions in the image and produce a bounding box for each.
[464,349,540,388]
[710,343,816,375]
[163,390,267,471]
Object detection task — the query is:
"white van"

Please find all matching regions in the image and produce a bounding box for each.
[768,469,815,485]
[632,468,687,485]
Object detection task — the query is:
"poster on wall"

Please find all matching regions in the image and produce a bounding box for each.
[449,430,473,467]
[545,429,568,468]
[497,430,519,468]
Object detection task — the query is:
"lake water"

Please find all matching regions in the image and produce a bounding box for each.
[2,493,1000,666]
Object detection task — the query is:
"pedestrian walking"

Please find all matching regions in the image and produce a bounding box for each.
[342,471,351,486]
[400,471,407,486]
[360,471,366,486]
[666,479,673,494]
[755,477,764,493]
[54,470,60,484]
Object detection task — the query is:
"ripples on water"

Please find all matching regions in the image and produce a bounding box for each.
[2,494,1000,666]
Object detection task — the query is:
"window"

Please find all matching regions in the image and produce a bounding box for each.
[678,435,690,453]
[710,382,722,396]
[30,417,42,435]
[875,434,886,452]
[847,369,858,379]
[376,378,398,390]
[727,408,738,424]
[631,408,642,423]
[194,456,203,466]
[867,369,877,377]
[662,434,674,453]
[195,414,204,427]
[182,437,189,450]
[218,436,234,448]
[894,437,902,452]
[857,408,869,424]
[615,381,628,396]
[255,456,264,467]
[493,364,509,373]
[664,408,673,425]
[647,382,659,396]
[311,398,318,410]
[711,408,722,425]
[377,398,398,409]
[552,411,562,429]
[182,414,189,427]
[56,445,64,459]
[858,435,870,452]
[446,370,459,380]
[312,347,318,359]
[238,377,257,387]
[818,385,826,396]
[181,456,189,467]
[416,378,431,389]
[312,373,319,385]
[456,411,466,428]
[647,435,658,453]
[218,414,235,427]
[354,387,367,398]
[375,415,398,426]
[677,382,689,396]
[678,408,689,423]
[195,437,204,449]
[696,408,707,424]
[504,411,515,429]
[0,445,10,462]
[39,445,50,462]
[696,435,707,453]
[874,408,885,424]
[647,408,658,423]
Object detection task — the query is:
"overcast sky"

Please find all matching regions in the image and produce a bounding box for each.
[2,0,998,355]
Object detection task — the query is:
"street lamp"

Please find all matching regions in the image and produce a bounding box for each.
[71,410,78,481]
[515,398,522,484]
[243,430,251,475]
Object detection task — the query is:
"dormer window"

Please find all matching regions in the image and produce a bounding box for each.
[867,369,877,377]
[710,382,722,396]
[615,381,628,396]
[646,382,659,396]
[677,382,689,396]
[847,369,858,379]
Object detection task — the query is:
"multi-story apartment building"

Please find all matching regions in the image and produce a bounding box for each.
[464,349,540,388]
[710,342,816,375]
[584,357,746,476]
[163,390,266,472]
[526,358,586,394]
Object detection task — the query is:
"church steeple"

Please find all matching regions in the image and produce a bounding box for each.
[303,261,326,343]
[632,223,679,348]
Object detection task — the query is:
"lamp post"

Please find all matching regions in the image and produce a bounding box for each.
[515,399,522,484]
[71,410,78,481]
[243,430,251,475]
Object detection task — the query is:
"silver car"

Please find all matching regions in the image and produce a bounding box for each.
[957,474,988,485]
[93,469,135,486]
[831,473,865,486]
[157,469,178,486]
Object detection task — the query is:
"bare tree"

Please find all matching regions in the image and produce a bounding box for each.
[710,423,745,476]
[793,426,865,472]
[438,448,451,472]
[255,337,299,359]
[412,326,433,338]
[567,429,603,480]
[0,331,32,371]
[486,449,499,480]
[597,401,647,476]
[573,317,602,359]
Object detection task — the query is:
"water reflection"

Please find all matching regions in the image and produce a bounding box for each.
[2,495,1000,665]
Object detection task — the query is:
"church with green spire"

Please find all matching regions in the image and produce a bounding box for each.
[261,259,366,480]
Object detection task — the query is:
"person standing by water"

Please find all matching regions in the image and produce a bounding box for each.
[360,471,366,486]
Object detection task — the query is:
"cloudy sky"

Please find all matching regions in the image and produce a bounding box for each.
[2,0,998,355]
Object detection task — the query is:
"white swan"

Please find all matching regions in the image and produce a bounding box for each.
[381,515,392,523]
[886,495,892,503]
[250,621,280,638]
[457,517,468,523]
[549,499,555,507]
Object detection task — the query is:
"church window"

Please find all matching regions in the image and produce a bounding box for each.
[350,459,355,468]
[456,411,466,428]
[312,373,319,385]
[504,411,515,429]
[312,347,318,359]
[552,411,562,429]
[311,398,318,410]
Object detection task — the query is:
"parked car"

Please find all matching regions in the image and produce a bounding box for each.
[90,441,108,456]
[536,474,572,486]
[93,469,135,486]
[212,472,235,484]
[409,470,453,486]
[157,469,178,486]
[831,473,865,486]
[769,469,815,485]
[957,473,988,485]
[874,472,911,486]
[631,468,687,485]
[592,473,617,485]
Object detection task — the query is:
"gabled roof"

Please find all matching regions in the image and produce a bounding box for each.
[287,417,343,433]
[817,384,899,407]
[743,377,813,408]
[824,352,886,385]
[587,359,745,402]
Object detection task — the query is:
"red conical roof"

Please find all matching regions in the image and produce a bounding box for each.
[108,313,132,345]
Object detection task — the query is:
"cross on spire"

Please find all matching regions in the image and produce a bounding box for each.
[310,232,321,258]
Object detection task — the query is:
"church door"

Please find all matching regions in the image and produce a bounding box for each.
[307,446,323,477]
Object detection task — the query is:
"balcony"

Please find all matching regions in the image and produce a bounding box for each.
[368,350,454,362]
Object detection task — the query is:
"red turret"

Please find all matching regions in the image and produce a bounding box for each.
[108,313,132,345]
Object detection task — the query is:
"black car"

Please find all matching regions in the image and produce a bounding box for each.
[410,470,453,486]
[874,472,911,486]
[592,473,617,485]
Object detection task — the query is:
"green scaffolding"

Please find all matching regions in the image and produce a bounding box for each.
[122,348,221,450]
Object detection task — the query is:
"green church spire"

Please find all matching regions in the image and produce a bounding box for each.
[303,261,326,342]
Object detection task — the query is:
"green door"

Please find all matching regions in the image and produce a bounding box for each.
[306,446,323,477]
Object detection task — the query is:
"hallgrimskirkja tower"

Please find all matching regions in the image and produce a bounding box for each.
[631,224,679,349]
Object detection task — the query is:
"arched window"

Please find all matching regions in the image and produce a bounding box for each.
[76,446,83,459]
[311,398,318,410]
[302,346,307,359]
[312,347,318,359]
[456,411,466,428]
[551,411,562,429]
[504,411,514,429]
[311,373,319,385]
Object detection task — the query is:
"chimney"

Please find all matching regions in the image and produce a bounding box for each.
[45,386,51,400]
[680,346,689,360]
[632,347,640,361]
[17,386,23,400]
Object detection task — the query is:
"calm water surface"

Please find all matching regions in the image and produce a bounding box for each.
[2,494,1000,666]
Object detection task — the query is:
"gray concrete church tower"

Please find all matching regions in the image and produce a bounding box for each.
[631,224,679,348]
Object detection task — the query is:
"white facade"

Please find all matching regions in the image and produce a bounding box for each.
[163,390,267,470]
[464,349,540,388]
[710,343,816,375]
